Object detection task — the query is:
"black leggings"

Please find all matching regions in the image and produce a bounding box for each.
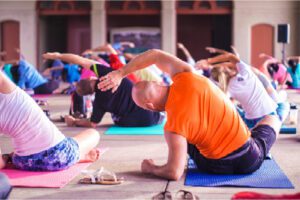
[188,125,276,174]
[33,80,60,94]
[112,109,162,127]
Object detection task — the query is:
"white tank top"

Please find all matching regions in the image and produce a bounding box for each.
[0,87,65,156]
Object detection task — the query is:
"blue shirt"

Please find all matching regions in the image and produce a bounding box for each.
[51,59,64,79]
[18,60,48,89]
[3,64,14,82]
[287,63,300,88]
[64,64,81,83]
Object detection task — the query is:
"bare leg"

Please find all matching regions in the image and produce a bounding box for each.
[72,129,100,162]
[255,115,281,136]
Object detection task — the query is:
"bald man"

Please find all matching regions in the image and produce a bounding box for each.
[97,49,281,180]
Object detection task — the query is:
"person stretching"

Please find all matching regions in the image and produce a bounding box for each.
[202,47,288,126]
[0,70,100,171]
[43,52,164,128]
[97,49,281,180]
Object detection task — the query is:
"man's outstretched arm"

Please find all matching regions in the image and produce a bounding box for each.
[43,52,97,69]
[141,132,187,180]
[98,49,193,92]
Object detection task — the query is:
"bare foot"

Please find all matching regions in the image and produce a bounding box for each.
[65,115,75,127]
[80,148,100,163]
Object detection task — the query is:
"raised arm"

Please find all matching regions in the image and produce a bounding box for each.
[98,49,193,92]
[141,132,187,180]
[92,44,118,55]
[177,43,195,66]
[43,52,97,69]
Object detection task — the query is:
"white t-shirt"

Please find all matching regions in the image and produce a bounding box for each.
[0,87,65,156]
[229,61,277,119]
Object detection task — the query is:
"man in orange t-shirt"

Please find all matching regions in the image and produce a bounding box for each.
[98,49,281,180]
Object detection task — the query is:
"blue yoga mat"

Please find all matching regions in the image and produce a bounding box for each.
[105,122,165,135]
[280,125,297,134]
[185,159,294,188]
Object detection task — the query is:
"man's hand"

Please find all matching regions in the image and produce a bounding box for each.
[206,47,227,54]
[141,159,156,174]
[98,69,123,93]
[65,115,76,127]
[42,68,51,76]
[195,59,211,70]
[177,43,185,49]
[43,52,61,60]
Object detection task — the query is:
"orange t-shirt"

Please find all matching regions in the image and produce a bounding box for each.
[164,72,251,159]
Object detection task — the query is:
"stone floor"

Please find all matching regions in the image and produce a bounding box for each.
[2,90,300,199]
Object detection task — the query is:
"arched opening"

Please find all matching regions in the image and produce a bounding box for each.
[0,20,20,61]
[251,23,274,69]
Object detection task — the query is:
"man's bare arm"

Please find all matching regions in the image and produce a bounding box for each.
[92,44,118,55]
[141,132,187,180]
[43,52,97,69]
[98,49,193,92]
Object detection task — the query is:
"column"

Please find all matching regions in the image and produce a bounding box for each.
[91,0,106,48]
[161,0,176,55]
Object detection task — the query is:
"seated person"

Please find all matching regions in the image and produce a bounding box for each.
[96,49,281,180]
[0,69,101,171]
[203,47,288,126]
[43,52,164,128]
[4,59,59,94]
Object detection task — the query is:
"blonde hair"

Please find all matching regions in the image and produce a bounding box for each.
[210,66,231,92]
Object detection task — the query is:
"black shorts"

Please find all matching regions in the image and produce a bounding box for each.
[188,124,276,174]
[34,80,60,94]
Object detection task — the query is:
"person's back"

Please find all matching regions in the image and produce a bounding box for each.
[228,61,277,120]
[18,59,47,89]
[0,86,65,156]
[91,64,161,127]
[0,71,101,171]
[165,72,251,159]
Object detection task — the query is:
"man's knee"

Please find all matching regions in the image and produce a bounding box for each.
[0,173,12,199]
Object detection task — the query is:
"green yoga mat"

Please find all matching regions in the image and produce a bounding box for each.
[105,122,165,135]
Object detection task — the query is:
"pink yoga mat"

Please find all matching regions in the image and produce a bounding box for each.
[0,163,91,188]
[0,147,108,188]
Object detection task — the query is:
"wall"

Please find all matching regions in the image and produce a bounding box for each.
[0,1,37,66]
[233,0,300,63]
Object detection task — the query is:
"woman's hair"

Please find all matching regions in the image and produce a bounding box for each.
[210,66,231,92]
[267,63,279,77]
